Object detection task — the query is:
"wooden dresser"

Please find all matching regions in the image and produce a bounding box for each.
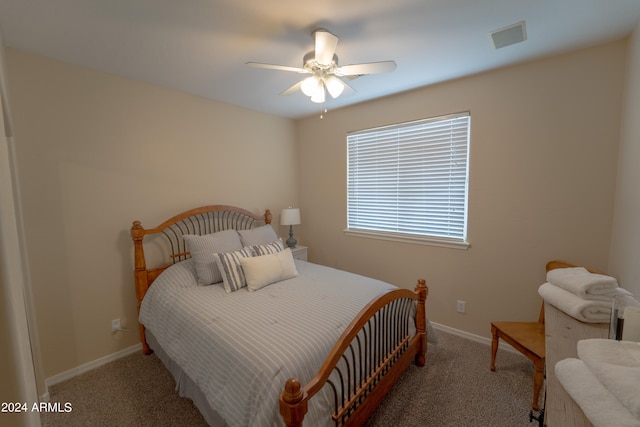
[544,302,609,426]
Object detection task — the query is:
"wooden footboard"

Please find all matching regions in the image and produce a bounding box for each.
[280,279,428,427]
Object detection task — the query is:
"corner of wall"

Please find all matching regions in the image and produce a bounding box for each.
[608,21,640,294]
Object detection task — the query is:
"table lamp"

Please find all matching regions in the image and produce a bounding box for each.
[280,208,301,248]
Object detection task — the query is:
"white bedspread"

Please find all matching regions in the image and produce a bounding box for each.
[139,258,407,427]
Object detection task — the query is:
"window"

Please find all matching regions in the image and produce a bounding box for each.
[346,112,470,248]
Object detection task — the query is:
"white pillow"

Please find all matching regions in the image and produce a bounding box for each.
[237,224,278,246]
[240,248,299,292]
[184,230,243,285]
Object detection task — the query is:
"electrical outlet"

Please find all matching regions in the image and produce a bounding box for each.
[111,318,121,332]
[456,300,466,314]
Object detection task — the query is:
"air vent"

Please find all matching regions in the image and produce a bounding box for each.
[489,21,527,49]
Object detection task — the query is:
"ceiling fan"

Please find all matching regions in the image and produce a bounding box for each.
[247,29,396,104]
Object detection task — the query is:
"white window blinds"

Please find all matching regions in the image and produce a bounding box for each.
[347,112,470,246]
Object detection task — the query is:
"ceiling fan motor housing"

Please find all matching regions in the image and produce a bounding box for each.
[303,51,338,72]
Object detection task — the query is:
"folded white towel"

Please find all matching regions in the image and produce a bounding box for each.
[555,358,640,427]
[547,267,619,300]
[585,286,634,302]
[578,339,640,419]
[538,282,611,323]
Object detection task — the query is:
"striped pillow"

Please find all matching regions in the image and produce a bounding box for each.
[252,239,284,256]
[213,247,254,292]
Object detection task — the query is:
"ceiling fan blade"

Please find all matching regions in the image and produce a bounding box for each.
[279,80,303,96]
[340,78,356,96]
[336,60,397,76]
[314,29,339,66]
[246,62,309,74]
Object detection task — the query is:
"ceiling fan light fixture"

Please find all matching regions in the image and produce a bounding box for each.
[300,76,320,97]
[310,85,326,103]
[325,76,345,98]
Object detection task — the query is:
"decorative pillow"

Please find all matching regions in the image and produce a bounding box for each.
[237,224,278,246]
[213,247,254,292]
[184,230,243,285]
[240,248,299,292]
[252,239,284,256]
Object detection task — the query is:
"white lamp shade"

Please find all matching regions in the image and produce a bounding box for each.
[301,76,320,97]
[310,85,326,103]
[325,76,345,98]
[280,208,301,226]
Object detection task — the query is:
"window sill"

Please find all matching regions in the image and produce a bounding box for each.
[344,229,470,250]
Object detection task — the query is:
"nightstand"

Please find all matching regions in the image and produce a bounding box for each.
[290,245,308,261]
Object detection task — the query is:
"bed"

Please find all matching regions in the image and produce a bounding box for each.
[130,204,428,427]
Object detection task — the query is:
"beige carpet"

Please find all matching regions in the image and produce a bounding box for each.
[42,330,539,426]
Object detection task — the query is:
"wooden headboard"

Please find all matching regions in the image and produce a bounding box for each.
[130,204,271,353]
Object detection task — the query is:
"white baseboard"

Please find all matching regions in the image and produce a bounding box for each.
[42,344,140,401]
[430,321,523,355]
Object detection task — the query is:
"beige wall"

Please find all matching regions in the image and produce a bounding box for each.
[6,48,298,379]
[297,41,626,337]
[610,22,640,295]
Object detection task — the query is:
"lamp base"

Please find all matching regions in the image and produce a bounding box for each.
[286,225,297,248]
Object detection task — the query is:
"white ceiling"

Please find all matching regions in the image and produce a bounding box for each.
[1,0,640,119]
